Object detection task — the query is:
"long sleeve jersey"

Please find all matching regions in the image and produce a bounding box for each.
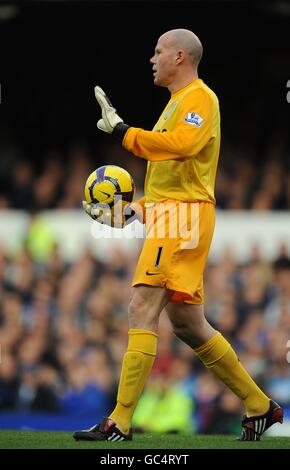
[123,78,221,204]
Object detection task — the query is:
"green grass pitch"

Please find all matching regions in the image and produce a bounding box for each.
[0,431,289,449]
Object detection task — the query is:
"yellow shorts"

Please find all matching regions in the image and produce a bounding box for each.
[132,200,215,304]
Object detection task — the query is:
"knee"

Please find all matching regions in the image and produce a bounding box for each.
[128,291,152,329]
[128,292,146,318]
[171,321,191,342]
[170,314,207,343]
[128,286,170,331]
[171,321,205,350]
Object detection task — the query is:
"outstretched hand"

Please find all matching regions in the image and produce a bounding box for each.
[94,86,124,134]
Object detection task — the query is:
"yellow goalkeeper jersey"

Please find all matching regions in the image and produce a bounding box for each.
[123,78,220,204]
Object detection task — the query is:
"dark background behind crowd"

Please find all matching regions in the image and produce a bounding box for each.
[0,0,290,434]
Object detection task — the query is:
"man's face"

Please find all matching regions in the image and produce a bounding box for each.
[150,35,177,87]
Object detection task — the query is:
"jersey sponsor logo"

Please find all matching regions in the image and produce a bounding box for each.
[184,112,204,127]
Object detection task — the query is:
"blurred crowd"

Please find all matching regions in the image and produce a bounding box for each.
[0,138,290,211]
[0,134,290,433]
[1,229,290,434]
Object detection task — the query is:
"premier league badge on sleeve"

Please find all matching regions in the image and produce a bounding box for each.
[184,112,204,127]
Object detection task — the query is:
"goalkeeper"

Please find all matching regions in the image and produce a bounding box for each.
[75,28,283,442]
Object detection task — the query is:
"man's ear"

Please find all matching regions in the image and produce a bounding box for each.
[176,49,185,65]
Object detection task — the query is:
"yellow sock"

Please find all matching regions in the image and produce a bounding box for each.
[110,328,158,434]
[194,332,270,416]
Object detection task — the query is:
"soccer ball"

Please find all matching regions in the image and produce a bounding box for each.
[84,165,136,208]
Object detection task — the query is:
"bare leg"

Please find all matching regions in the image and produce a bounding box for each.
[166,302,216,348]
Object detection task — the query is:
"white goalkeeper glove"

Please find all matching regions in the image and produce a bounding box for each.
[94,86,124,134]
[82,200,137,228]
[82,201,112,224]
[94,86,129,139]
